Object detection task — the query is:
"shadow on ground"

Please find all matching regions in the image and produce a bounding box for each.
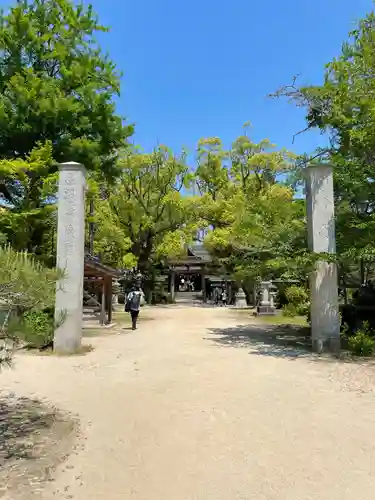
[0,394,77,498]
[207,323,375,365]
[207,323,315,360]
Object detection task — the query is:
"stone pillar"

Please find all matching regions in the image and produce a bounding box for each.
[170,269,175,302]
[260,282,270,305]
[306,165,340,353]
[54,162,86,353]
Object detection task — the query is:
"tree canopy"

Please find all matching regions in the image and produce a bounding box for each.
[0,0,133,176]
[273,5,375,282]
[6,0,375,297]
[99,146,198,273]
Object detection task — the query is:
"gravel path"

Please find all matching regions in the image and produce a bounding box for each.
[1,306,375,500]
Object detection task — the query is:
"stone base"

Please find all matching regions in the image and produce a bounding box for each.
[312,336,340,355]
[257,305,276,316]
[234,299,248,309]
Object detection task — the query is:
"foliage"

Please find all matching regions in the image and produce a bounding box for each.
[282,303,297,317]
[285,285,308,307]
[0,0,133,262]
[9,310,54,348]
[273,7,375,280]
[100,146,198,273]
[197,128,303,283]
[0,245,62,325]
[296,302,310,317]
[0,245,62,366]
[0,0,132,176]
[0,142,57,260]
[86,181,134,268]
[347,322,375,356]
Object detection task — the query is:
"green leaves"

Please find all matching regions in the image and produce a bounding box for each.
[0,245,62,365]
[0,245,62,313]
[90,147,197,272]
[194,128,303,282]
[0,142,57,260]
[0,0,133,174]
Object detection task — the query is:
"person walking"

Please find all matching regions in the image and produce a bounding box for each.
[125,285,145,330]
[222,289,228,306]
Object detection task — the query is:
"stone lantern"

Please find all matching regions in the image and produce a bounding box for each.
[257,281,277,315]
[234,288,247,308]
[112,280,121,307]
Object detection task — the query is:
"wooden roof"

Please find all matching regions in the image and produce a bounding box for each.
[188,243,212,262]
[169,243,212,267]
[84,254,121,278]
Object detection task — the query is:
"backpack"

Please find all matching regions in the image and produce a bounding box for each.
[125,291,141,312]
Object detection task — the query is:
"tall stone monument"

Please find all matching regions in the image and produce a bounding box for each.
[54,162,86,353]
[305,165,340,353]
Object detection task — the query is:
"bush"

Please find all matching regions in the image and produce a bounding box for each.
[8,311,54,349]
[346,322,375,356]
[152,290,173,304]
[296,302,310,316]
[348,331,375,356]
[285,285,308,306]
[0,246,62,314]
[0,247,62,363]
[282,304,297,317]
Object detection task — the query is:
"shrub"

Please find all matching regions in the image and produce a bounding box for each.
[347,322,375,357]
[296,302,310,316]
[282,304,297,317]
[8,311,54,349]
[0,246,62,364]
[285,285,308,306]
[0,246,62,315]
[348,332,375,356]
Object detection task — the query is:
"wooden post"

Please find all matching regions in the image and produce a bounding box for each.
[170,269,175,301]
[107,277,113,324]
[201,271,207,302]
[100,279,106,325]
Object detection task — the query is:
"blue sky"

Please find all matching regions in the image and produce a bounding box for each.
[1,0,373,158]
[89,0,372,157]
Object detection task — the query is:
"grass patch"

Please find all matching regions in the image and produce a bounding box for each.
[231,309,308,327]
[255,314,308,327]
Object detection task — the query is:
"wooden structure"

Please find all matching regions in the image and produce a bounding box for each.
[168,243,235,302]
[168,244,211,301]
[84,254,121,325]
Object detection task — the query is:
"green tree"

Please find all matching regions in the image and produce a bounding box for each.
[101,146,198,274]
[0,142,57,261]
[85,181,135,269]
[273,7,375,282]
[230,127,296,192]
[0,0,133,177]
[198,129,303,287]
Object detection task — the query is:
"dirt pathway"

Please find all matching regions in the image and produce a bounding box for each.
[1,306,375,500]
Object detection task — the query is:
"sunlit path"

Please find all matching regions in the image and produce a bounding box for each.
[1,306,375,500]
